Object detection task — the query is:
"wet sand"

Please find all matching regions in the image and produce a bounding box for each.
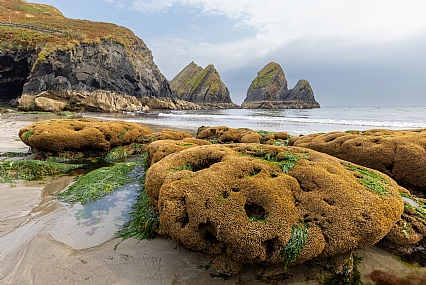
[1,114,426,284]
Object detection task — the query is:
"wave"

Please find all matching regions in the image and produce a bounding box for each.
[158,112,426,129]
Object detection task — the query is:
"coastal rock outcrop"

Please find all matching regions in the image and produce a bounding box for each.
[292,129,426,194]
[0,0,173,110]
[170,62,238,108]
[242,62,320,109]
[145,143,403,273]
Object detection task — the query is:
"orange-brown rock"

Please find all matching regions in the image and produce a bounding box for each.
[18,119,153,154]
[146,138,211,166]
[145,143,403,273]
[379,189,426,256]
[293,129,426,194]
[197,126,262,144]
[148,128,192,141]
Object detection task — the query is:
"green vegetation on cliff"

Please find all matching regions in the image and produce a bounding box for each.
[170,62,229,103]
[250,62,282,90]
[0,0,144,56]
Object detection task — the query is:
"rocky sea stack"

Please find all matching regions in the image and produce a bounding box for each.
[0,0,196,111]
[170,62,238,108]
[242,62,320,109]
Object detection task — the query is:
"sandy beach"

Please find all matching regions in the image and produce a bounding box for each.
[1,113,426,285]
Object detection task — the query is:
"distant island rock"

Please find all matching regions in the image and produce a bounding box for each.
[242,62,320,109]
[0,0,201,112]
[170,62,239,108]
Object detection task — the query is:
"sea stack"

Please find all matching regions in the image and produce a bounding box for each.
[170,62,238,108]
[242,62,320,109]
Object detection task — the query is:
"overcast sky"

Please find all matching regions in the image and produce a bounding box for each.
[31,0,426,106]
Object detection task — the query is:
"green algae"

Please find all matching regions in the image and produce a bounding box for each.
[280,222,309,270]
[116,152,159,242]
[343,163,390,195]
[0,160,84,183]
[57,161,137,205]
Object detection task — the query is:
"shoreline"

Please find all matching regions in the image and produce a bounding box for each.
[1,113,426,284]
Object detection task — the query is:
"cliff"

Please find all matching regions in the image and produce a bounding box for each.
[0,0,174,111]
[242,62,320,109]
[170,62,238,108]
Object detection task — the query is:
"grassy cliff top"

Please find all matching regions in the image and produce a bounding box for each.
[0,0,142,51]
[250,62,284,90]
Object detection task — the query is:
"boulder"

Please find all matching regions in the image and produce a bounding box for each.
[18,119,153,154]
[196,126,290,145]
[293,129,426,194]
[146,138,211,166]
[145,143,403,273]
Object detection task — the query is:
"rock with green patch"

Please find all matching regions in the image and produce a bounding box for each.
[18,118,154,155]
[145,143,403,274]
[170,62,238,108]
[293,128,426,194]
[242,62,320,109]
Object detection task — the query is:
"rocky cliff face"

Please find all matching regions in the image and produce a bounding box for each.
[0,0,174,111]
[242,62,320,109]
[170,62,238,108]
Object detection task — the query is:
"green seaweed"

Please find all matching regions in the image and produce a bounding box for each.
[23,130,34,142]
[118,128,130,139]
[116,152,159,242]
[322,254,371,285]
[0,152,28,157]
[104,147,128,163]
[343,163,389,195]
[0,160,84,183]
[280,222,309,270]
[57,162,137,205]
[171,162,193,172]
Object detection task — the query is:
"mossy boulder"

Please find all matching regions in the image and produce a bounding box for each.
[147,128,192,141]
[145,143,403,273]
[379,189,426,256]
[146,138,211,166]
[18,119,153,155]
[196,126,290,145]
[293,129,426,194]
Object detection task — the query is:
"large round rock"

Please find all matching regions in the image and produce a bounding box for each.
[145,143,404,273]
[19,118,153,153]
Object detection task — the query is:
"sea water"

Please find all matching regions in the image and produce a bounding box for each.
[83,106,426,136]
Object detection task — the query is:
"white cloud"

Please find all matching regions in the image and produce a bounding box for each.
[127,0,426,79]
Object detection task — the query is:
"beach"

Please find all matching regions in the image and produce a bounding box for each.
[1,113,426,285]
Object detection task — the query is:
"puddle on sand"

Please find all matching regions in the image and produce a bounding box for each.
[49,180,139,249]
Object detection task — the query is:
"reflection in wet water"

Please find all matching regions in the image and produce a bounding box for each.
[50,181,139,249]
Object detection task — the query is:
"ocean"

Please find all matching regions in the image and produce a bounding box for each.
[83,106,426,136]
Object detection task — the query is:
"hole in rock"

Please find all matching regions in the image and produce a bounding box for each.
[231,187,240,192]
[245,203,266,220]
[265,237,279,258]
[179,212,189,228]
[191,157,223,172]
[199,222,219,246]
[385,162,394,174]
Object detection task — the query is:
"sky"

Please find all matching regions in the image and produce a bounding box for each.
[30,0,426,106]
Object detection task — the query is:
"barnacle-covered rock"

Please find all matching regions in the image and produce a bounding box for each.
[196,126,290,145]
[145,143,404,273]
[293,129,426,194]
[18,119,153,154]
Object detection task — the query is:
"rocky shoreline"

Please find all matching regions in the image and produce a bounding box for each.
[1,113,426,284]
